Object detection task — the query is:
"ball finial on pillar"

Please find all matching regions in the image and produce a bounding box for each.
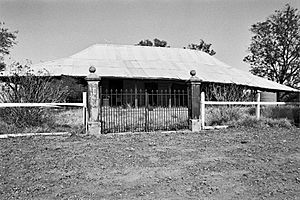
[86,66,100,81]
[89,66,96,73]
[85,65,101,135]
[190,70,196,77]
[189,70,202,82]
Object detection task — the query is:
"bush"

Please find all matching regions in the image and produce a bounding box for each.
[261,106,300,126]
[205,105,297,129]
[0,62,69,128]
[263,118,294,128]
[230,116,294,129]
[205,106,251,126]
[0,121,18,134]
[0,108,84,134]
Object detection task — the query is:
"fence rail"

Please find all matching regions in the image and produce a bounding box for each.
[204,101,300,105]
[0,102,85,107]
[0,92,88,130]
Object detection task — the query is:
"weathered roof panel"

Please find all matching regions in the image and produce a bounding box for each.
[23,44,299,92]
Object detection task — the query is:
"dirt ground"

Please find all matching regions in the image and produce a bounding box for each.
[0,127,299,200]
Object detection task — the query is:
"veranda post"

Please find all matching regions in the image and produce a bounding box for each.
[85,66,101,135]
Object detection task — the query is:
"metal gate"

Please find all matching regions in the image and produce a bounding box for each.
[99,88,189,133]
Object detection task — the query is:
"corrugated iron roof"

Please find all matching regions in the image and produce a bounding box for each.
[25,44,299,92]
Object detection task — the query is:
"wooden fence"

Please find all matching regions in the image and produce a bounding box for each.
[200,92,300,129]
[0,92,88,131]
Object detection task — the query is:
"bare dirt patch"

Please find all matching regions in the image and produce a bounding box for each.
[1,127,299,199]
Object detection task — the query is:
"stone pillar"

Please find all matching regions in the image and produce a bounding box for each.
[187,70,202,131]
[85,66,101,135]
[188,70,202,119]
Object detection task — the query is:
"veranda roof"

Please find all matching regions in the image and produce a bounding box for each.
[29,44,298,92]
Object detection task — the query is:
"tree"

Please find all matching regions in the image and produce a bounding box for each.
[153,38,167,47]
[136,39,153,46]
[136,38,168,47]
[244,4,300,91]
[0,22,18,71]
[185,39,216,56]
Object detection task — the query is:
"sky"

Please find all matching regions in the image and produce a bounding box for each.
[1,0,300,72]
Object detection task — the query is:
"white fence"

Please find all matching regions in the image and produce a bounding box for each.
[200,92,300,129]
[1,90,299,133]
[0,92,88,131]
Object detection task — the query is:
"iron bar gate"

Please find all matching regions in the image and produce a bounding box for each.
[99,88,189,133]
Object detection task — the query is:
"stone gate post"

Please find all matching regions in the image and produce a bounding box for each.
[187,70,202,131]
[85,66,101,135]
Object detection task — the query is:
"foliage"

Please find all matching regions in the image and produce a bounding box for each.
[0,121,18,134]
[205,106,249,126]
[136,38,168,47]
[58,76,87,102]
[244,4,300,91]
[185,39,216,56]
[0,108,84,135]
[261,105,300,125]
[0,22,18,71]
[0,62,69,128]
[205,104,298,128]
[136,38,216,56]
[153,38,168,47]
[232,117,294,129]
[202,83,257,101]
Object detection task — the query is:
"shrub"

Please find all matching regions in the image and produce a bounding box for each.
[0,62,69,128]
[261,106,300,126]
[0,121,18,134]
[205,105,251,126]
[230,116,294,129]
[263,118,294,128]
[202,83,257,101]
[205,105,297,129]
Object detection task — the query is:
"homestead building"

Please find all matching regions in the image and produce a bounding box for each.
[27,44,297,103]
[2,44,299,132]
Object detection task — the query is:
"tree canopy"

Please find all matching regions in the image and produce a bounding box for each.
[136,38,168,47]
[244,4,300,89]
[0,22,18,71]
[185,39,216,56]
[136,38,216,56]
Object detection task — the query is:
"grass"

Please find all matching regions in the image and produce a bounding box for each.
[205,106,251,126]
[101,107,189,133]
[0,107,189,134]
[205,105,299,128]
[1,127,299,199]
[0,108,84,135]
[0,105,298,134]
[261,105,300,124]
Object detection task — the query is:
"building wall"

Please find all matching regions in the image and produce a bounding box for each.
[261,92,277,102]
[63,77,187,102]
[102,78,186,92]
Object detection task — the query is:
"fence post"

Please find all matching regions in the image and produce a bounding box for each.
[298,92,300,127]
[134,81,138,107]
[256,91,261,120]
[85,66,101,135]
[145,90,148,132]
[201,92,205,129]
[82,92,87,132]
[187,70,202,131]
[168,85,172,108]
